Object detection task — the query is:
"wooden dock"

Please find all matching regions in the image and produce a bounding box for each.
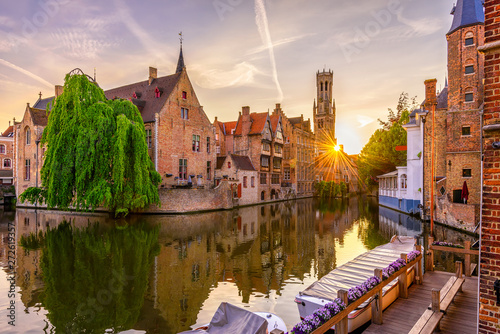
[363,271,478,334]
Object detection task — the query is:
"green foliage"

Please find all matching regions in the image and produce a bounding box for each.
[38,221,160,333]
[358,92,418,190]
[20,74,161,216]
[315,181,348,199]
[19,231,45,250]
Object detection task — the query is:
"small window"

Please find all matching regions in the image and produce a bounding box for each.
[206,161,211,180]
[465,93,473,102]
[181,108,189,120]
[179,159,187,180]
[243,176,247,188]
[207,137,210,153]
[192,135,200,152]
[260,173,267,185]
[26,129,31,145]
[251,176,255,188]
[465,65,474,74]
[182,91,187,99]
[25,159,30,180]
[465,37,474,46]
[440,186,446,196]
[462,126,471,136]
[261,156,269,167]
[0,145,5,154]
[145,129,152,148]
[3,159,11,168]
[228,161,231,169]
[463,168,472,178]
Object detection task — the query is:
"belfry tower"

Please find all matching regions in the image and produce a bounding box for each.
[313,69,336,138]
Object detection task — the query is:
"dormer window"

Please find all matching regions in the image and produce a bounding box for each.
[228,161,231,169]
[154,87,161,98]
[132,92,137,99]
[182,91,187,99]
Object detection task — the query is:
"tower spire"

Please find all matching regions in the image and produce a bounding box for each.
[448,0,484,35]
[176,32,185,73]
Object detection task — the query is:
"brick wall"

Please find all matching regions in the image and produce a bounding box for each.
[479,0,500,332]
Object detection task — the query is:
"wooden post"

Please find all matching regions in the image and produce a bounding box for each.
[431,289,441,331]
[416,245,423,285]
[335,290,348,334]
[464,240,471,277]
[371,269,383,325]
[426,236,434,272]
[455,261,463,292]
[399,253,409,299]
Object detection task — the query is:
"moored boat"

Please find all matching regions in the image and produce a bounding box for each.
[294,236,418,332]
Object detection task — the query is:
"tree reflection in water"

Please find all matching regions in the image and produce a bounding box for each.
[25,221,159,333]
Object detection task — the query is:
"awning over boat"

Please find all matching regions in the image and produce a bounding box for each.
[300,236,416,303]
[178,302,268,334]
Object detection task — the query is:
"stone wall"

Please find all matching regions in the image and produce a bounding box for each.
[146,179,233,213]
[479,0,500,332]
[435,194,479,231]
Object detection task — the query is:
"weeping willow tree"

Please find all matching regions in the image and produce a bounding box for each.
[31,221,160,333]
[20,73,161,215]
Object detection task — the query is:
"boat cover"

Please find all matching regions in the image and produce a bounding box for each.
[300,236,416,306]
[178,302,268,334]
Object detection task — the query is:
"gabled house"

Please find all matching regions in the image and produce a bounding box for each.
[213,118,237,157]
[233,106,283,201]
[0,124,14,186]
[215,154,258,205]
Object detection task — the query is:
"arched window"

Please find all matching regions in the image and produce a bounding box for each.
[465,59,475,75]
[0,145,5,154]
[261,191,265,200]
[320,82,323,91]
[25,128,31,145]
[3,159,11,168]
[400,174,407,189]
[465,88,474,102]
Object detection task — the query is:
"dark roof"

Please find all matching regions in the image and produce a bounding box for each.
[30,107,49,126]
[104,72,182,123]
[448,0,484,35]
[288,117,302,125]
[231,154,256,171]
[33,96,54,111]
[176,46,185,74]
[0,170,13,178]
[1,126,13,137]
[216,156,226,169]
[437,87,448,109]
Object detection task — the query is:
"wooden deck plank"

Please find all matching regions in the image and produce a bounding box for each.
[363,271,477,334]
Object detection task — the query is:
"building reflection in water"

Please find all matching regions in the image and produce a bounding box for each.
[0,197,476,333]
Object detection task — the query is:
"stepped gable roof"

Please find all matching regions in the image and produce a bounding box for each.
[216,156,226,169]
[231,154,256,171]
[437,87,448,109]
[104,72,181,123]
[29,107,49,126]
[33,96,55,111]
[1,126,13,137]
[233,112,269,136]
[448,0,484,35]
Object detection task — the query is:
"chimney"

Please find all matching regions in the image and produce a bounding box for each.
[242,106,250,116]
[424,79,437,106]
[149,67,157,85]
[214,116,218,122]
[55,85,64,98]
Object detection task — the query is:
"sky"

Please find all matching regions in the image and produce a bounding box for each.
[0,0,455,154]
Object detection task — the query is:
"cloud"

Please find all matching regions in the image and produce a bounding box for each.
[51,28,118,59]
[356,114,375,128]
[245,33,314,56]
[196,62,260,89]
[254,0,283,102]
[395,13,442,37]
[0,16,16,28]
[0,58,53,89]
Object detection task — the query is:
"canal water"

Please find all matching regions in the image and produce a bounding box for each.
[0,197,476,333]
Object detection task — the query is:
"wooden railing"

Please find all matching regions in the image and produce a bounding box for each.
[309,245,423,334]
[426,237,478,277]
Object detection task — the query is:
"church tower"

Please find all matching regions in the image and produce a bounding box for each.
[313,69,336,138]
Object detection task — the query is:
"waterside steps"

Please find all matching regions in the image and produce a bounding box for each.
[363,267,478,334]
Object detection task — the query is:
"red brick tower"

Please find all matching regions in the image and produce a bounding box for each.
[478,0,500,332]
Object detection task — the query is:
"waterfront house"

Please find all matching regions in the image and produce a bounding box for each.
[0,124,14,186]
[215,154,258,206]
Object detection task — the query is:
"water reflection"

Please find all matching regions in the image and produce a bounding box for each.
[0,197,475,333]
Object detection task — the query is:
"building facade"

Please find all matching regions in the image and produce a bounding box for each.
[422,0,484,229]
[0,125,14,186]
[478,0,500,332]
[232,106,284,201]
[215,154,258,206]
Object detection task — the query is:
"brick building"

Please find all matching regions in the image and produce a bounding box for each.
[213,117,237,157]
[215,154,258,205]
[14,94,53,194]
[0,124,14,186]
[272,103,315,197]
[14,45,217,197]
[232,106,284,201]
[478,0,500,332]
[105,46,216,188]
[422,0,484,229]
